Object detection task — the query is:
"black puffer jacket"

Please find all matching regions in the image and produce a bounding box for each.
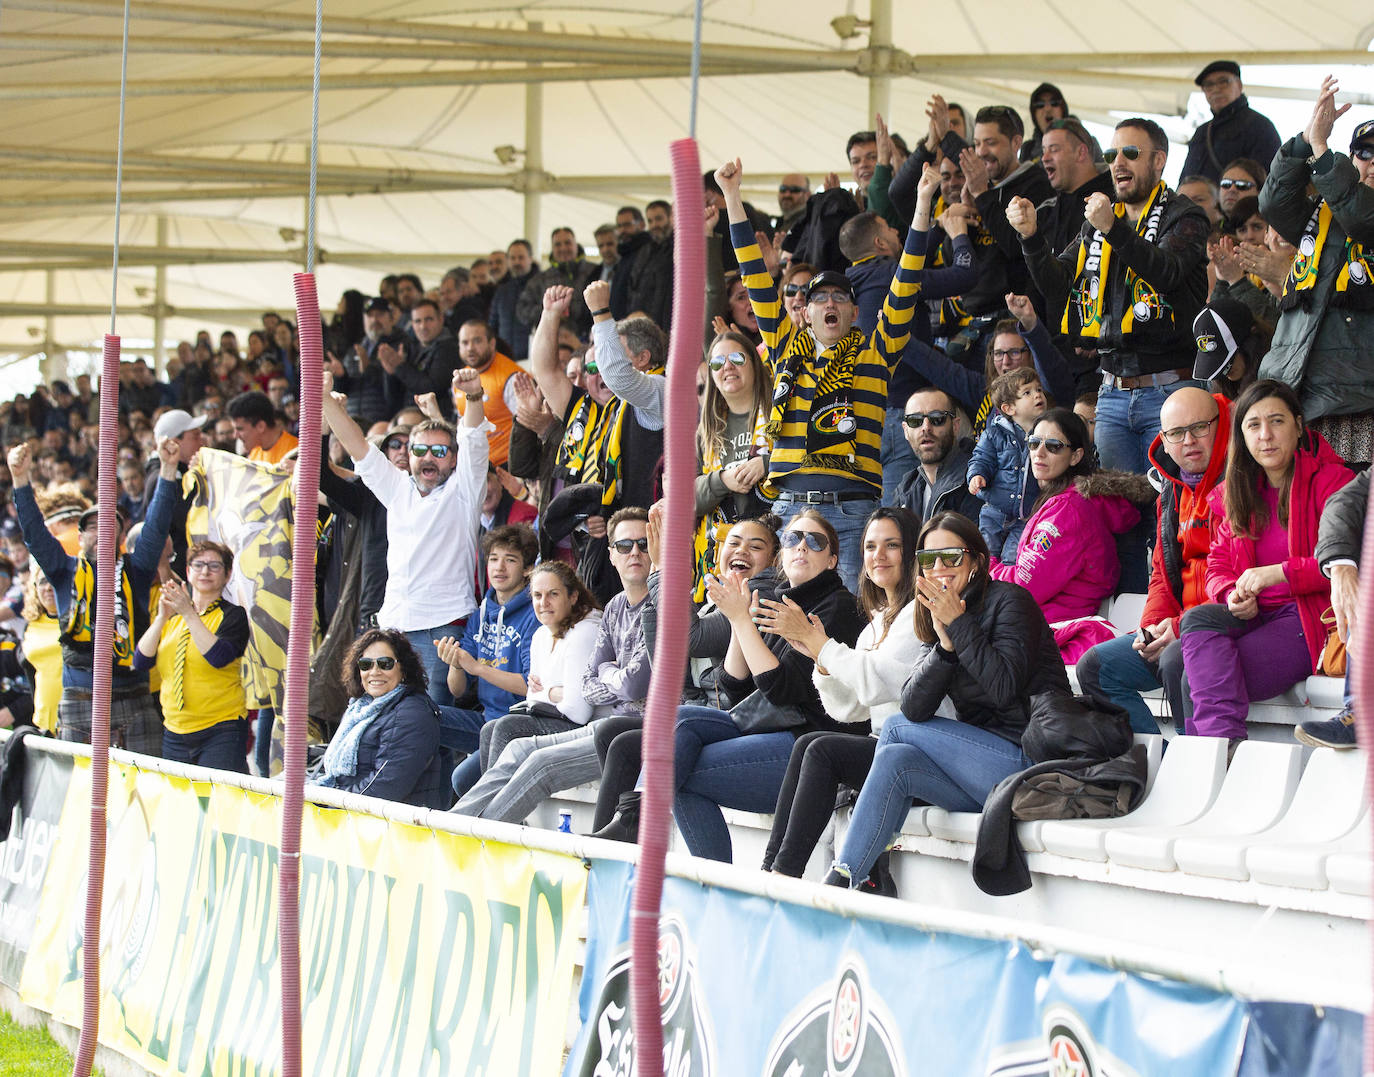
[717,568,865,735]
[331,689,445,809]
[898,578,1069,745]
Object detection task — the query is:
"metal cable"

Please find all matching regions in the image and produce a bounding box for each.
[305,0,322,272]
[108,0,131,331]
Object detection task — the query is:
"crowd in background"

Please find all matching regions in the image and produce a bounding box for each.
[0,66,1369,895]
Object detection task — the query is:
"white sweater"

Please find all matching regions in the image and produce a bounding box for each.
[526,612,604,725]
[813,599,927,733]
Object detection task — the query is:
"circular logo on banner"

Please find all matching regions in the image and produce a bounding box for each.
[1088,278,1100,300]
[1132,300,1152,322]
[658,929,684,1013]
[829,968,865,1073]
[1300,234,1316,257]
[764,957,903,1077]
[1351,261,1368,285]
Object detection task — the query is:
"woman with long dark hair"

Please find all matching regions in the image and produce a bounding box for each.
[314,628,445,806]
[692,329,773,599]
[1179,379,1352,746]
[760,507,925,890]
[990,407,1154,662]
[825,512,1069,890]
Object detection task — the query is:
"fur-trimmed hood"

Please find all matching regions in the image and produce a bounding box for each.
[1073,469,1158,505]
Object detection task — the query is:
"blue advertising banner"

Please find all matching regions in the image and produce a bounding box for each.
[569,860,1262,1077]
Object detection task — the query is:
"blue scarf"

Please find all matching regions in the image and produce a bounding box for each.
[317,685,406,783]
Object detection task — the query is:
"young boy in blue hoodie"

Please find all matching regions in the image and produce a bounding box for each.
[434,524,541,755]
[967,368,1046,563]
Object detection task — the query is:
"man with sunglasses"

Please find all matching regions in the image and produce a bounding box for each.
[775,174,811,234]
[1256,77,1374,460]
[1076,386,1231,735]
[1181,60,1281,184]
[320,366,489,706]
[892,388,982,524]
[1007,117,1211,475]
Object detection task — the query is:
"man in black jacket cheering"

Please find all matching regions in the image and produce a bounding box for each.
[1007,117,1210,475]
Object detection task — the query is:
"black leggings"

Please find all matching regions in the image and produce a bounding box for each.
[764,731,876,876]
[592,715,645,831]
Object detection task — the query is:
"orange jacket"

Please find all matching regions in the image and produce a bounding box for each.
[454,352,520,465]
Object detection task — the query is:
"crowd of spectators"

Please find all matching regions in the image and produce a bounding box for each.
[0,68,1369,894]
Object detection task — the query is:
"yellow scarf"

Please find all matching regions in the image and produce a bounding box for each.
[1063,181,1170,339]
[1281,201,1372,309]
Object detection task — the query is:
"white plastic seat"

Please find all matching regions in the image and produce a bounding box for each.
[1106,592,1148,635]
[1326,847,1372,896]
[1038,736,1227,862]
[896,805,932,838]
[1176,748,1367,881]
[1304,675,1347,713]
[1248,802,1370,890]
[1105,741,1304,872]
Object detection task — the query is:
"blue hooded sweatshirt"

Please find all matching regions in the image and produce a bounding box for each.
[459,586,540,721]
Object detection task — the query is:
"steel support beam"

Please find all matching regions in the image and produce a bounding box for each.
[523,22,544,254]
[866,0,893,123]
[152,216,167,371]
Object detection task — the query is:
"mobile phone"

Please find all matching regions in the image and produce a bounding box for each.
[1136,625,1156,647]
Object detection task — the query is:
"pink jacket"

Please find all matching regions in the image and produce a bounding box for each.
[1205,432,1353,671]
[991,471,1153,625]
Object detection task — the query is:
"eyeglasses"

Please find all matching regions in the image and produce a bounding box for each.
[778,184,808,194]
[783,284,806,298]
[357,656,397,671]
[383,437,408,453]
[610,537,649,554]
[188,560,226,573]
[410,443,451,458]
[916,547,968,570]
[992,346,1028,361]
[708,351,749,371]
[781,529,829,552]
[1102,146,1142,163]
[1219,178,1255,191]
[808,290,852,306]
[902,410,953,429]
[1027,435,1070,453]
[1160,416,1218,444]
[1353,147,1374,162]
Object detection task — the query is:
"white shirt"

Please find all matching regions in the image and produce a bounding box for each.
[355,429,487,630]
[526,612,604,724]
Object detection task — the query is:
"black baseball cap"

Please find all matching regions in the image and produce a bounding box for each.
[78,503,130,532]
[365,296,390,313]
[802,271,856,303]
[1351,119,1374,153]
[1195,60,1241,86]
[1192,298,1254,382]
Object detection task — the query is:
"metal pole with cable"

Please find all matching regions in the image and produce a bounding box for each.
[277,0,324,1073]
[73,0,131,1074]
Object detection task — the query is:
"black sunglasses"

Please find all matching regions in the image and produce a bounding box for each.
[778,184,808,194]
[916,547,968,570]
[611,537,649,553]
[357,656,397,671]
[410,444,451,458]
[383,437,408,452]
[783,283,806,297]
[1102,146,1142,163]
[1355,147,1374,162]
[1219,178,1255,191]
[1033,97,1064,110]
[781,529,829,552]
[902,410,953,428]
[1027,435,1070,453]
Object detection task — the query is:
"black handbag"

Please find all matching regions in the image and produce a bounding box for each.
[729,689,807,735]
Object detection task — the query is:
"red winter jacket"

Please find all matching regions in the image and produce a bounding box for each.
[1205,431,1353,671]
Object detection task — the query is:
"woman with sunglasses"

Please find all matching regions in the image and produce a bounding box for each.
[825,512,1069,891]
[1179,380,1352,749]
[759,507,925,892]
[656,510,865,862]
[989,408,1155,663]
[315,629,445,806]
[132,541,251,771]
[692,329,774,599]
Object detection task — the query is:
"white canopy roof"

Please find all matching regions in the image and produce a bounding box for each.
[2,0,1372,384]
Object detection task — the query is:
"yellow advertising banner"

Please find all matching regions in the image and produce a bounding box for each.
[21,758,586,1076]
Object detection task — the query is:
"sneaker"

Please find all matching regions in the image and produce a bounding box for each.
[1295,706,1358,750]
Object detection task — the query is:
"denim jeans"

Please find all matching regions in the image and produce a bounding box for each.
[779,496,878,592]
[437,705,485,754]
[404,623,465,708]
[162,717,250,774]
[669,705,798,863]
[1075,632,1186,735]
[1094,378,1205,474]
[881,407,918,508]
[833,717,1029,886]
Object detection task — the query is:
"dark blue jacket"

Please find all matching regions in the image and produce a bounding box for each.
[968,413,1039,521]
[328,688,445,808]
[459,587,539,721]
[488,268,540,360]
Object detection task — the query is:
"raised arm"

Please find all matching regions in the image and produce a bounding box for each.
[319,372,370,462]
[530,285,575,420]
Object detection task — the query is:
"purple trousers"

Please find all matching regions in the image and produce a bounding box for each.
[1179,601,1312,739]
